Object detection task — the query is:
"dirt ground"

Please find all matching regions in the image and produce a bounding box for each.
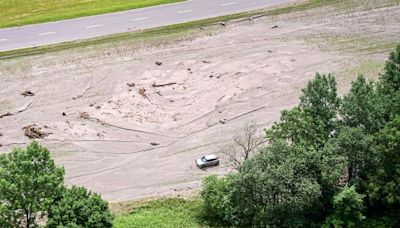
[0,1,399,202]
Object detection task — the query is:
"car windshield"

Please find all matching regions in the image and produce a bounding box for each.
[201,157,207,162]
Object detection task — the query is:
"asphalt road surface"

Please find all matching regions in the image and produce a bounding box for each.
[0,0,296,51]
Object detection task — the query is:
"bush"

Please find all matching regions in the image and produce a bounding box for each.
[47,186,113,228]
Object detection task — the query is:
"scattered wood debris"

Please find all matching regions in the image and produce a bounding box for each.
[127,82,136,87]
[202,60,210,64]
[79,112,90,119]
[21,90,35,97]
[150,142,160,146]
[152,82,177,87]
[23,124,50,139]
[219,119,227,124]
[139,88,151,102]
[95,105,101,109]
[155,61,162,66]
[0,101,32,119]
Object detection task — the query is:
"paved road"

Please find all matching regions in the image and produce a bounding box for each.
[0,0,295,51]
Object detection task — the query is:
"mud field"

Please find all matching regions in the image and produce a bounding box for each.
[1,1,399,202]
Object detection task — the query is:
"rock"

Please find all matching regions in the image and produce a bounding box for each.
[62,112,66,116]
[155,61,162,66]
[271,25,278,29]
[219,119,227,124]
[150,142,160,146]
[220,22,226,26]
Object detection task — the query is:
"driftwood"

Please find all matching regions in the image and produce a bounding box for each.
[0,101,32,119]
[127,82,136,87]
[139,88,151,102]
[152,82,177,87]
[23,124,50,139]
[21,90,35,97]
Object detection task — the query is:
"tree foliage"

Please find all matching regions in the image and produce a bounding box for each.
[0,141,112,227]
[323,186,365,228]
[0,141,64,227]
[47,186,113,228]
[202,45,400,227]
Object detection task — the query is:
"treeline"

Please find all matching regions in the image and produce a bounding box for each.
[0,141,113,227]
[201,45,400,227]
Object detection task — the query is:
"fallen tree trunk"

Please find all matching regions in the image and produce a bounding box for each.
[0,101,32,119]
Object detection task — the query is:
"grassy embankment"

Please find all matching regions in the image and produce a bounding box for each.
[0,0,183,29]
[112,198,207,228]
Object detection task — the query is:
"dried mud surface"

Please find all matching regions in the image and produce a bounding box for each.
[1,2,399,202]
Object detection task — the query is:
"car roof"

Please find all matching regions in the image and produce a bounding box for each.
[204,154,218,160]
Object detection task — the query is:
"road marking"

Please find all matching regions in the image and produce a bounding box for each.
[131,17,149,21]
[177,9,193,14]
[86,24,103,29]
[0,38,7,42]
[221,2,237,6]
[38,32,56,36]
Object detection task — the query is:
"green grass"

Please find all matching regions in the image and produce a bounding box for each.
[0,0,183,29]
[113,198,206,228]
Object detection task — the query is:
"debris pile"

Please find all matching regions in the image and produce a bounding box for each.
[23,124,50,139]
[79,112,90,119]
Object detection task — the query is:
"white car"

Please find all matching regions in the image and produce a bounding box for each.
[196,154,219,169]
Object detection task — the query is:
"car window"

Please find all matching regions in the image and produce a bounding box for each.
[201,157,207,162]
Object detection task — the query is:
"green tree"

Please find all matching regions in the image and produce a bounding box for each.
[328,127,373,186]
[377,44,400,120]
[47,186,113,228]
[367,116,400,208]
[0,141,65,228]
[299,73,340,148]
[341,75,383,133]
[323,186,365,228]
[267,74,340,149]
[201,175,235,224]
[225,142,330,227]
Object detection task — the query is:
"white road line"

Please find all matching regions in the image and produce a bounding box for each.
[177,9,193,14]
[38,32,56,36]
[86,24,103,29]
[221,2,237,6]
[0,38,8,42]
[131,17,149,21]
